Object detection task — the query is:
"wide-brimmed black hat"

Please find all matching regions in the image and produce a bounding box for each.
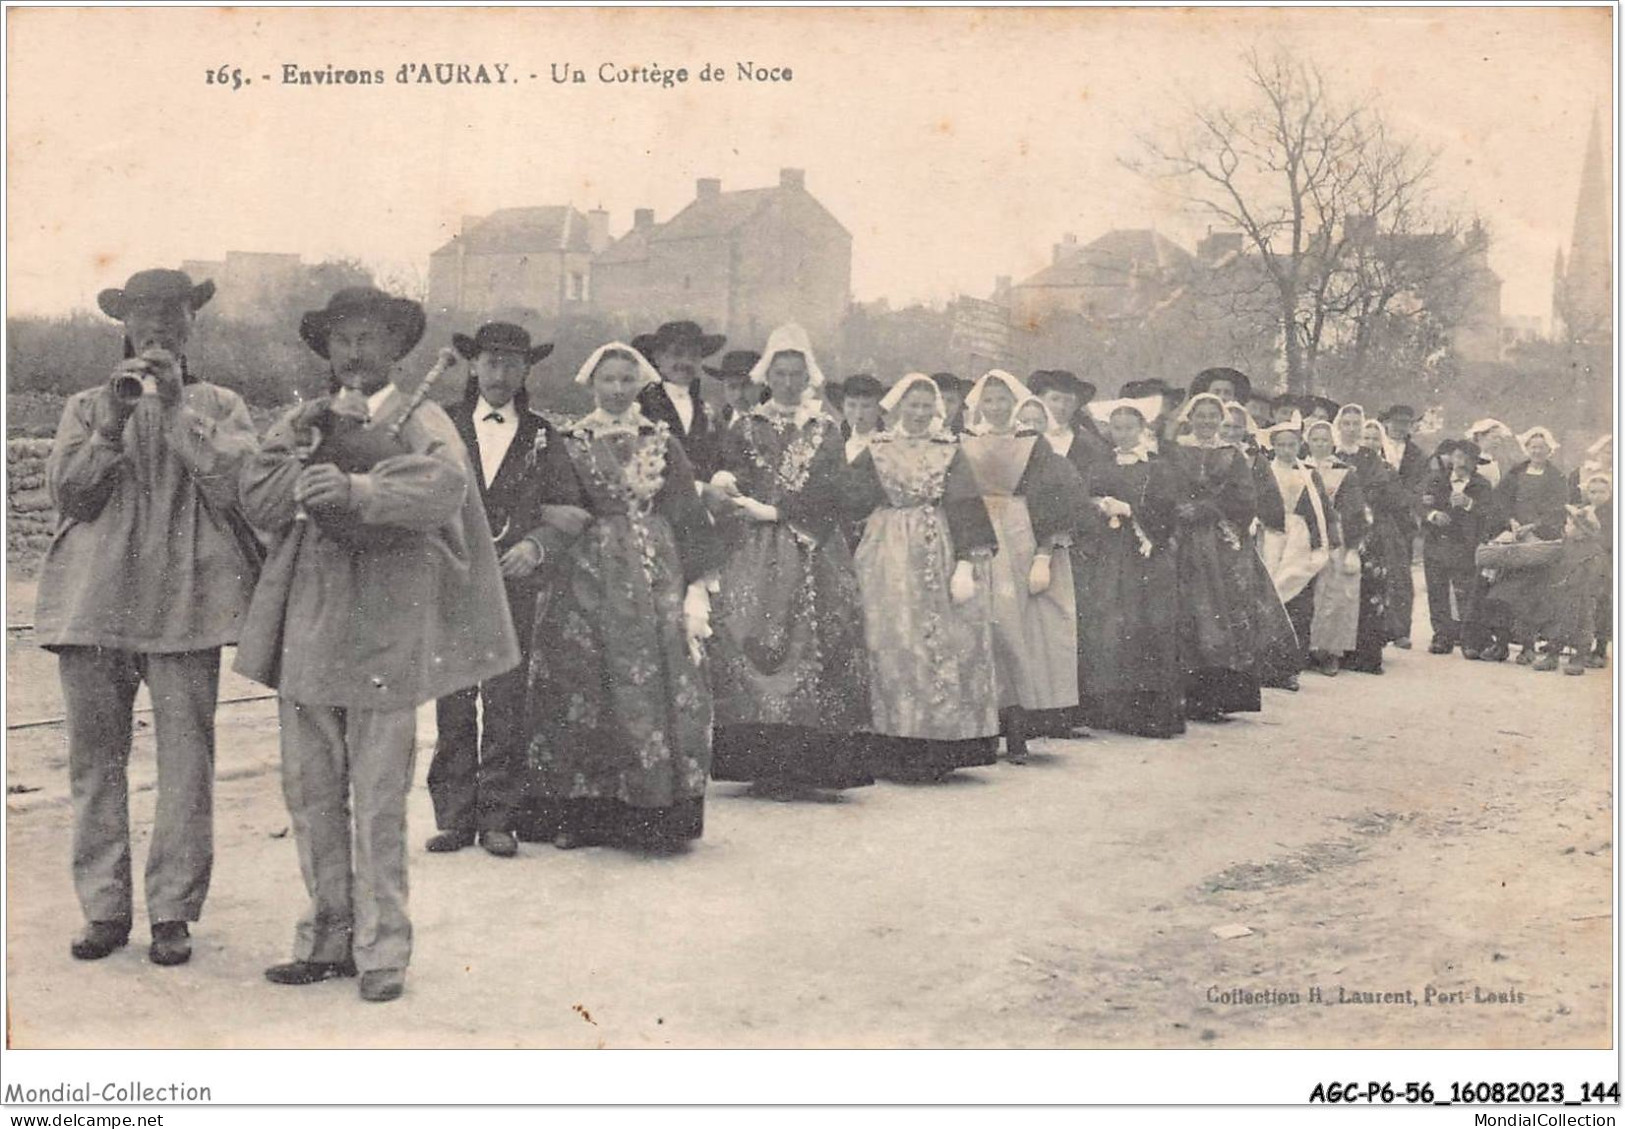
[299,287,425,362]
[1029,369,1097,403]
[97,269,215,321]
[632,320,725,361]
[1120,377,1181,400]
[843,374,885,399]
[452,322,553,366]
[704,349,761,381]
[1307,395,1342,420]
[1191,366,1253,402]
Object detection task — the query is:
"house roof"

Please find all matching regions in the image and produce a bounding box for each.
[430,206,591,257]
[653,187,781,243]
[594,179,850,264]
[1017,229,1195,290]
[596,224,655,266]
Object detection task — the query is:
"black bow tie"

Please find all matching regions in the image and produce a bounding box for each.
[483,411,505,424]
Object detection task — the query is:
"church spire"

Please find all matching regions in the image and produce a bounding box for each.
[1557,106,1612,344]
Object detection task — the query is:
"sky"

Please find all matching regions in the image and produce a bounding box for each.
[5,6,1613,322]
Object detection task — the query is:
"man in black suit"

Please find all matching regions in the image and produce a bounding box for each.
[425,323,562,858]
[633,320,725,478]
[1418,438,1494,657]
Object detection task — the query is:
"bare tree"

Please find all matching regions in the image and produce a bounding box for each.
[1127,48,1473,395]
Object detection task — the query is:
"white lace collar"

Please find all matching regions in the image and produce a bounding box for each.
[751,398,822,429]
[575,404,649,435]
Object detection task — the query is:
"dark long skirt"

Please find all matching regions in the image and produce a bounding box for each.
[1076,530,1185,739]
[1342,547,1388,673]
[517,796,705,848]
[1185,668,1262,718]
[1081,690,1186,739]
[1381,526,1417,641]
[711,724,874,790]
[1282,588,1315,671]
[1175,528,1262,718]
[1023,707,1085,738]
[869,735,997,779]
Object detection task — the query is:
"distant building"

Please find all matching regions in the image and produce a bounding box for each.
[1500,314,1546,350]
[1008,230,1195,329]
[591,169,852,354]
[1553,109,1611,347]
[1439,221,1505,364]
[179,252,304,322]
[427,206,606,318]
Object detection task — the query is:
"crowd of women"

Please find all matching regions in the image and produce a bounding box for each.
[505,326,1615,854]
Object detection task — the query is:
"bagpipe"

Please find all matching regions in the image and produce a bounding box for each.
[299,347,461,552]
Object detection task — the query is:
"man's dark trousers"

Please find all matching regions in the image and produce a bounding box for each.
[427,581,535,835]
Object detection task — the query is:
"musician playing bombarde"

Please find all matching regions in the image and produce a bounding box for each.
[234,288,517,1004]
[38,268,259,969]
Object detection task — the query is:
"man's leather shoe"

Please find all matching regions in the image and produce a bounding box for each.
[1393,636,1412,650]
[425,829,475,853]
[359,968,405,1003]
[149,921,192,966]
[70,920,130,961]
[1429,639,1453,654]
[480,829,519,858]
[264,958,358,985]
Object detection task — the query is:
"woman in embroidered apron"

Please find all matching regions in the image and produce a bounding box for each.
[1164,393,1265,720]
[1302,419,1369,676]
[705,324,872,796]
[957,372,1084,762]
[523,344,723,850]
[847,373,1000,780]
[1075,402,1186,738]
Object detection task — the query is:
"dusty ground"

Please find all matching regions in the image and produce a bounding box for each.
[3,569,1613,1049]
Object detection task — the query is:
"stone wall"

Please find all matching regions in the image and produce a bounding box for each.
[8,437,56,563]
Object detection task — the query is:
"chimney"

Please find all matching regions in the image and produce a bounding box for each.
[779,168,806,190]
[1052,232,1079,266]
[993,275,1012,303]
[633,208,655,230]
[586,207,611,255]
[696,178,722,200]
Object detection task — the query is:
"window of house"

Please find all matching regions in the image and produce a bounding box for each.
[567,271,584,302]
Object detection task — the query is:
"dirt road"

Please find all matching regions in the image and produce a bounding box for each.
[3,575,1612,1049]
